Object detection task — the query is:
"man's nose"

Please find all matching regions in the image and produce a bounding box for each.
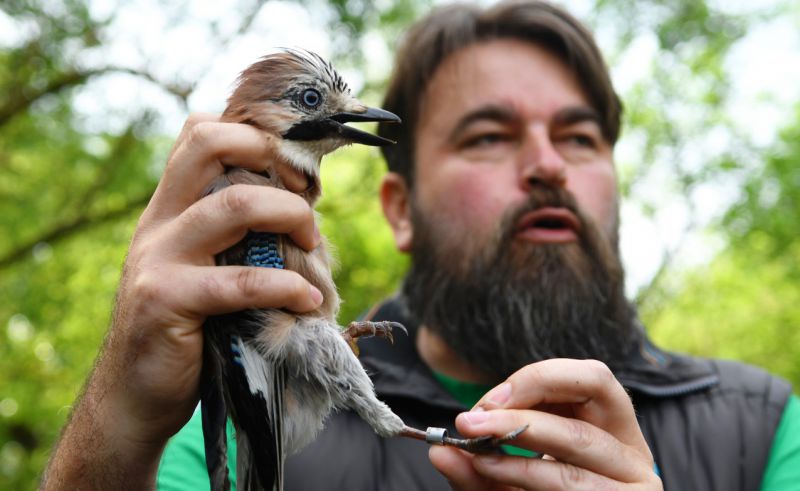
[518,125,566,189]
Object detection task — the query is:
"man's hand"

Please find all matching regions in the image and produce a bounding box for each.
[42,113,323,489]
[429,359,663,490]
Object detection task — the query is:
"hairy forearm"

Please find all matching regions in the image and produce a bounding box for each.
[40,367,166,490]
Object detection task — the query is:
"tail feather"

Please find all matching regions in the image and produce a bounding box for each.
[230,337,284,491]
[201,321,232,491]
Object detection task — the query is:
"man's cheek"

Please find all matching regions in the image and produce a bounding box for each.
[570,176,617,235]
[445,179,507,229]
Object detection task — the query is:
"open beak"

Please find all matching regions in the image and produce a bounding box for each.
[328,107,401,146]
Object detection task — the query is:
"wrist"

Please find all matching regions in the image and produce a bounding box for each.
[42,371,169,490]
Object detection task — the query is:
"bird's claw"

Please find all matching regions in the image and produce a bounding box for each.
[429,425,529,454]
[344,320,407,345]
[399,424,529,454]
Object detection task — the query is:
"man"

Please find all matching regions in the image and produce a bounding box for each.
[43,1,799,490]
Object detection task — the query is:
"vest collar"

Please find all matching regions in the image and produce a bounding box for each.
[358,296,719,407]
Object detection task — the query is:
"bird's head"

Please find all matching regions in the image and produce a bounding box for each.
[223,49,400,179]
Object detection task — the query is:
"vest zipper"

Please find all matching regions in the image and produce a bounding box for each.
[622,374,720,398]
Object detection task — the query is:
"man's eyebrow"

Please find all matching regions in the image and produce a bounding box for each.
[552,106,602,127]
[449,105,517,140]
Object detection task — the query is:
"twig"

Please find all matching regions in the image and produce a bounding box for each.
[0,191,152,270]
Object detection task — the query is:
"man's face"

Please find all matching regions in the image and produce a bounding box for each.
[398,39,635,379]
[411,39,618,258]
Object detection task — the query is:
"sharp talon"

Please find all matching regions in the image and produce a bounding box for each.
[500,424,528,443]
[389,322,408,336]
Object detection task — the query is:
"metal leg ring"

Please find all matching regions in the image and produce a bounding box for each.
[425,427,448,445]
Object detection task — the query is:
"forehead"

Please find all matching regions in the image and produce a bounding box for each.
[417,39,589,130]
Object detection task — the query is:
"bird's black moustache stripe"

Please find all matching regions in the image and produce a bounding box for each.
[282,119,338,141]
[282,108,399,146]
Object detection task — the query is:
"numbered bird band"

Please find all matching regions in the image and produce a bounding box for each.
[425,427,448,445]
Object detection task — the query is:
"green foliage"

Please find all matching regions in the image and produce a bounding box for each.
[0,3,159,486]
[725,103,800,263]
[643,236,800,387]
[0,220,134,489]
[317,146,408,324]
[643,103,800,389]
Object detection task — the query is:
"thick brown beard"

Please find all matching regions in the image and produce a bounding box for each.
[402,184,638,382]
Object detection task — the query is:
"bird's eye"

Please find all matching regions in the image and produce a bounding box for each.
[301,89,322,108]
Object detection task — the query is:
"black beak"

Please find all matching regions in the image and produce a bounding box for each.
[282,106,401,146]
[327,107,401,146]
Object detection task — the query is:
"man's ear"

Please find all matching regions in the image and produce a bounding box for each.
[380,172,413,252]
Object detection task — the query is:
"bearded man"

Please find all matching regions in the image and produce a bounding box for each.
[43,1,799,490]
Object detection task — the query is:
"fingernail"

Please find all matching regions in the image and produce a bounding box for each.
[309,285,323,306]
[460,410,490,426]
[484,383,512,406]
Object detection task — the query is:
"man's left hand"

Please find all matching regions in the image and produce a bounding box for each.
[429,359,663,490]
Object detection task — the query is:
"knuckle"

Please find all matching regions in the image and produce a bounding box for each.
[198,272,224,302]
[219,185,255,217]
[184,112,207,130]
[517,362,546,386]
[131,268,167,304]
[235,267,262,299]
[585,359,616,386]
[177,200,205,227]
[558,462,588,488]
[565,418,594,451]
[186,121,216,151]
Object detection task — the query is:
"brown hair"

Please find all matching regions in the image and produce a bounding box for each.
[377,0,622,186]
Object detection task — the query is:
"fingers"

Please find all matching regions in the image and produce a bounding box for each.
[475,359,644,449]
[429,446,485,491]
[471,454,622,491]
[455,409,653,483]
[161,184,318,257]
[135,264,323,318]
[165,112,219,163]
[148,117,281,221]
[429,447,515,491]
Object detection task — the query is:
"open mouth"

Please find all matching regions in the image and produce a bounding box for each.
[515,207,581,243]
[327,107,400,146]
[282,106,401,146]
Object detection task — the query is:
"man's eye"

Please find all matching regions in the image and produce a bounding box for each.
[464,133,507,147]
[565,134,596,148]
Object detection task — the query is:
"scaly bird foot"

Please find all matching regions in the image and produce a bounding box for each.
[398,425,530,454]
[343,321,408,356]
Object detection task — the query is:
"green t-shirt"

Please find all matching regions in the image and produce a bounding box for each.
[157,408,237,490]
[156,381,800,490]
[761,394,800,488]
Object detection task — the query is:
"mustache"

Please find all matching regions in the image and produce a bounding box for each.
[501,184,586,240]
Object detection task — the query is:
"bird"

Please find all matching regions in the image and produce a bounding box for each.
[199,49,525,491]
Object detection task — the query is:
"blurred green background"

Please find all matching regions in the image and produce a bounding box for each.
[1,0,799,488]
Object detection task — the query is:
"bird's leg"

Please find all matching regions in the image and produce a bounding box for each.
[342,321,407,356]
[398,424,530,454]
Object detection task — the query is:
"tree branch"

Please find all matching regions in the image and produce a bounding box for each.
[0,66,193,129]
[0,191,152,270]
[0,70,95,128]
